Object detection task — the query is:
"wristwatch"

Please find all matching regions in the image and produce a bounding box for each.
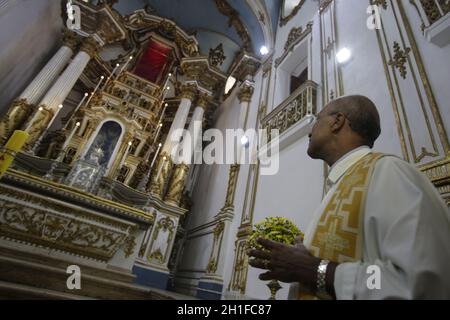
[316,259,333,300]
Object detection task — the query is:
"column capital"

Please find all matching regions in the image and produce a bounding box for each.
[180,83,198,101]
[80,37,101,59]
[238,83,255,103]
[196,93,213,111]
[62,30,79,52]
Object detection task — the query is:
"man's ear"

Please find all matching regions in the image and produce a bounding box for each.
[330,112,346,133]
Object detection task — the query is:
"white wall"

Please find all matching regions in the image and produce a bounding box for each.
[0,0,63,113]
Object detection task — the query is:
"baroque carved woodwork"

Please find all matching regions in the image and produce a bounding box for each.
[0,186,137,261]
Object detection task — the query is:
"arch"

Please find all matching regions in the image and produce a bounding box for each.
[81,119,126,174]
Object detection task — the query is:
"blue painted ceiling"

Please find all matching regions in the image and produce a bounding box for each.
[111,0,281,60]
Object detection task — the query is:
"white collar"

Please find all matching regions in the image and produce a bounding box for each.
[327,146,372,185]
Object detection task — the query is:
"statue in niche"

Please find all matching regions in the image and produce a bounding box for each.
[84,121,122,168]
[87,145,104,166]
[209,43,226,67]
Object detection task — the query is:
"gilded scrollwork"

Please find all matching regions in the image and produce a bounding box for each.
[275,22,313,67]
[205,221,225,274]
[147,216,176,264]
[214,0,253,52]
[224,164,240,209]
[388,41,411,79]
[24,106,54,150]
[0,199,136,261]
[165,164,190,206]
[0,99,33,145]
[209,43,226,67]
[238,85,255,104]
[280,0,306,27]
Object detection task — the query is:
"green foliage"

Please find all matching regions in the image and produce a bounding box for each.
[247,217,304,251]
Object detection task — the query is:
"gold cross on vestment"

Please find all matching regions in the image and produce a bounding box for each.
[316,218,350,260]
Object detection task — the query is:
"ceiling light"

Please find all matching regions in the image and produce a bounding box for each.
[336,48,352,64]
[260,46,269,55]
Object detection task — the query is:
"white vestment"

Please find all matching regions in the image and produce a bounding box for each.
[301,146,450,300]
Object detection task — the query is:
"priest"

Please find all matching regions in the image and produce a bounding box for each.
[248,95,450,300]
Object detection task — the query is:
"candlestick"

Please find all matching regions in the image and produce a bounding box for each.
[157,104,168,125]
[119,140,133,169]
[160,73,172,99]
[102,63,120,91]
[65,92,88,130]
[138,143,162,192]
[155,156,167,181]
[153,123,163,145]
[150,143,163,170]
[115,56,133,80]
[85,75,105,108]
[162,86,171,101]
[62,121,81,151]
[25,106,46,132]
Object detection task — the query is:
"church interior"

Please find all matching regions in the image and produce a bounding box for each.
[0,0,449,300]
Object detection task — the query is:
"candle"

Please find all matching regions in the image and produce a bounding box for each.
[153,123,163,145]
[158,104,168,125]
[155,156,167,181]
[25,106,44,132]
[150,143,163,170]
[162,86,171,101]
[85,75,105,107]
[116,56,133,80]
[102,63,120,91]
[119,140,133,169]
[62,121,81,151]
[0,130,29,179]
[47,104,64,130]
[161,73,172,99]
[65,92,88,130]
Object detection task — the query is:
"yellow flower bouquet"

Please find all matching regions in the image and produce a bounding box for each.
[246,217,304,300]
[247,217,304,251]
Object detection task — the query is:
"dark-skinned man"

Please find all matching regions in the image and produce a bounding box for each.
[248,95,450,300]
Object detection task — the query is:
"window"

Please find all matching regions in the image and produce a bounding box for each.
[290,67,308,95]
[273,32,310,109]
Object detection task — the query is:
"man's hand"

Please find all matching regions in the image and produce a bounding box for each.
[247,237,321,293]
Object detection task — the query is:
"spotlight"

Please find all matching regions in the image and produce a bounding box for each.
[260,46,269,55]
[241,135,249,147]
[336,48,352,64]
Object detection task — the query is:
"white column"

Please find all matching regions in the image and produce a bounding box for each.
[38,52,90,112]
[162,84,197,158]
[20,42,75,105]
[178,96,208,164]
[236,82,255,163]
[23,37,99,146]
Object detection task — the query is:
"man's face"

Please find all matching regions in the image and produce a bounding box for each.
[307,105,334,160]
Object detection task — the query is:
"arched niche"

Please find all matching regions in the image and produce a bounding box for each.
[82,120,125,173]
